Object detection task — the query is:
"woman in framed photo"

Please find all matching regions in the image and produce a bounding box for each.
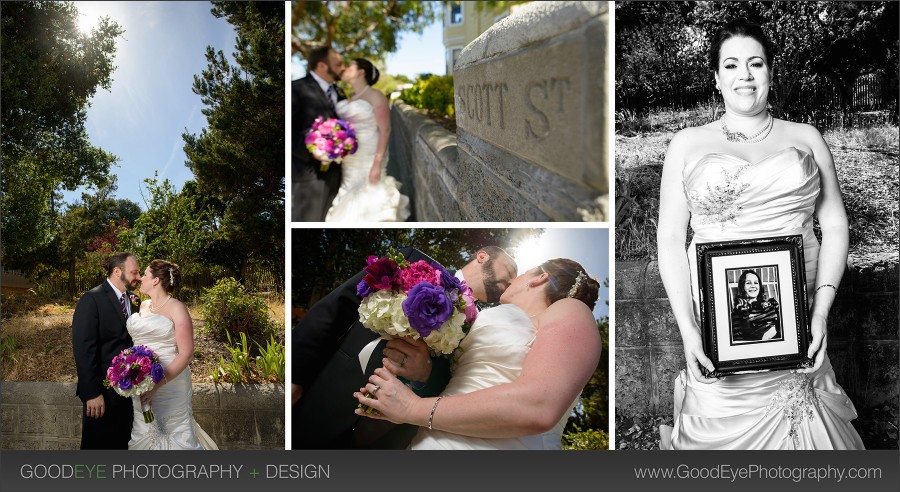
[730,269,780,342]
[656,18,863,449]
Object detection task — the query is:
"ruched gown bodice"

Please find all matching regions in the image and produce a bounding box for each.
[410,304,576,450]
[664,147,864,450]
[126,313,217,450]
[324,99,410,222]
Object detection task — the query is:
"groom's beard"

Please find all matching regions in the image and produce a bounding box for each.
[327,66,342,84]
[481,259,502,304]
[120,272,136,290]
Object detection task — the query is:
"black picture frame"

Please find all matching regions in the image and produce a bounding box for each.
[696,235,813,377]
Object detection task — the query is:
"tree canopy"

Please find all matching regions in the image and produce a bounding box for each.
[1,1,123,268]
[291,1,440,65]
[292,228,541,309]
[616,1,899,113]
[183,1,285,279]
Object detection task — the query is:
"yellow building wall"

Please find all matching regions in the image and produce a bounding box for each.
[443,2,530,73]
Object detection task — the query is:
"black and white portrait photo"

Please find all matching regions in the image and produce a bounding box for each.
[726,266,783,344]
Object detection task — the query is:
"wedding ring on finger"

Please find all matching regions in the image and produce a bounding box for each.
[371,385,381,396]
[401,355,408,367]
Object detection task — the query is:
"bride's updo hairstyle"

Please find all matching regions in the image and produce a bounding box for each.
[538,258,600,310]
[354,58,380,86]
[708,18,775,71]
[148,259,182,293]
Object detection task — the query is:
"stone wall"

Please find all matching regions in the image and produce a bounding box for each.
[389,102,461,221]
[615,260,899,448]
[0,382,284,450]
[453,1,608,221]
[389,1,608,221]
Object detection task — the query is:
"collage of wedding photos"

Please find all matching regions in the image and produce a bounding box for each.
[0,1,897,492]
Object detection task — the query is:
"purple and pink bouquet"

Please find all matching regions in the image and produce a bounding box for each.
[103,345,165,423]
[356,250,477,356]
[304,116,358,172]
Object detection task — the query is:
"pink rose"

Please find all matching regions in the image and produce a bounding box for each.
[106,366,119,383]
[398,260,441,292]
[319,120,336,135]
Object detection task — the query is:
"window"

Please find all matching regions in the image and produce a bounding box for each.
[448,48,462,73]
[449,2,463,25]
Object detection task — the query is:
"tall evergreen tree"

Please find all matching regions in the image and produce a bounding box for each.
[183,1,285,279]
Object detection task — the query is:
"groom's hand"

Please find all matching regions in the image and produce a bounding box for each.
[383,337,431,383]
[85,395,105,419]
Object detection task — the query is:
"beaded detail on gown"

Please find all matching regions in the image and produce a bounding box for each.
[126,313,218,450]
[660,147,864,450]
[324,99,410,222]
[409,304,576,450]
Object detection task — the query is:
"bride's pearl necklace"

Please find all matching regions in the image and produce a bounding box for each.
[352,85,371,100]
[150,296,171,312]
[721,113,773,143]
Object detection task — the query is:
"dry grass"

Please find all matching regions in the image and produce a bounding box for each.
[615,125,899,262]
[1,293,286,383]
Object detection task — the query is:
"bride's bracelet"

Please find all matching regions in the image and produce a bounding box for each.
[815,284,837,295]
[428,396,443,430]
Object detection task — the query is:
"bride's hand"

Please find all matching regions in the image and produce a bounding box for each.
[797,313,827,374]
[682,328,717,384]
[368,164,381,184]
[382,337,431,383]
[140,385,159,407]
[354,367,418,424]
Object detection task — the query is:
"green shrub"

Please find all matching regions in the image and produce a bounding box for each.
[198,277,274,344]
[400,75,455,118]
[563,426,609,450]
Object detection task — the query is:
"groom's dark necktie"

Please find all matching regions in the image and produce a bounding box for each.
[326,84,337,112]
[119,293,128,316]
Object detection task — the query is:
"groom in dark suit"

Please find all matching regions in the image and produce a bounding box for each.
[72,252,140,449]
[292,45,347,222]
[292,246,518,449]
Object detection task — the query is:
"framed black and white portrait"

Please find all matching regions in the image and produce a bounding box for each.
[696,235,812,376]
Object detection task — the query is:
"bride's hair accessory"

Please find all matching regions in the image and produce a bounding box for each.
[168,268,174,286]
[721,112,773,143]
[567,271,588,298]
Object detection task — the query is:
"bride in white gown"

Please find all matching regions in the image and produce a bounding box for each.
[354,259,602,450]
[325,58,410,222]
[128,259,217,450]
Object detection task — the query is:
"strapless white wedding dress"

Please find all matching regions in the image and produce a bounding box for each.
[126,313,218,450]
[660,147,863,450]
[409,304,576,450]
[325,98,410,222]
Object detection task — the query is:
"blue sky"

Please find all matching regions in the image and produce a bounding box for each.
[64,2,237,209]
[510,228,610,320]
[291,18,446,80]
